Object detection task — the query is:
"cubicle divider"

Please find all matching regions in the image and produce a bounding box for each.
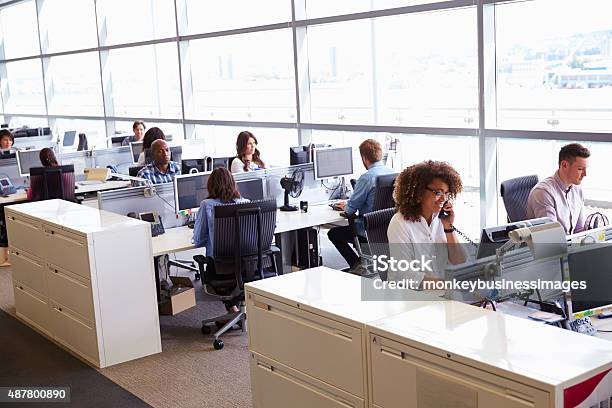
[91,146,134,174]
[98,183,181,229]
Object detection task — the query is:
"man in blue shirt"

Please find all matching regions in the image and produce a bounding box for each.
[137,139,181,184]
[328,139,395,270]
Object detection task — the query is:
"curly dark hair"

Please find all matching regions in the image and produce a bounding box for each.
[393,160,463,222]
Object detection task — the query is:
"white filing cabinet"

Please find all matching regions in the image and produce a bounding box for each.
[367,301,612,408]
[7,199,161,368]
[245,267,441,408]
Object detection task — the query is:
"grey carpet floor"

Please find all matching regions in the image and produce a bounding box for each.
[0,227,347,408]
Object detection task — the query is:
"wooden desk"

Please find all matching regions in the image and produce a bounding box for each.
[0,190,27,205]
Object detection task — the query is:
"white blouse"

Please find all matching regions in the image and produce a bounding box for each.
[230,157,260,173]
[386,212,449,285]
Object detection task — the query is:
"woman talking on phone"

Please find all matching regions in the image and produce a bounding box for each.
[387,160,466,286]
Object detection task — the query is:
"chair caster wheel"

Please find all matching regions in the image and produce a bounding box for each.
[213,339,224,350]
[201,325,211,335]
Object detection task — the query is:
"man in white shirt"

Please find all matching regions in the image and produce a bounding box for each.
[526,143,590,235]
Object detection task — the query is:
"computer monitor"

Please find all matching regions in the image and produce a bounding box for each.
[236,178,265,201]
[62,131,77,147]
[313,147,353,180]
[290,146,310,165]
[129,141,143,164]
[111,135,130,146]
[476,217,552,259]
[173,172,211,213]
[0,149,15,159]
[182,159,207,174]
[16,148,44,177]
[567,244,612,316]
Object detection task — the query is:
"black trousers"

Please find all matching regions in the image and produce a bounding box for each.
[328,225,367,267]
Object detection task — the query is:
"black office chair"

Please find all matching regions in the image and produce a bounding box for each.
[500,175,539,222]
[193,198,278,350]
[29,165,77,202]
[129,166,145,177]
[363,207,396,280]
[77,133,88,151]
[346,173,398,275]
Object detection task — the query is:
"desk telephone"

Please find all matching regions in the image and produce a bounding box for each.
[438,202,477,248]
[139,211,165,237]
[0,177,16,196]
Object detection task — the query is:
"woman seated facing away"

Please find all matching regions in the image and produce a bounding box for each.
[26,148,61,201]
[137,127,165,165]
[193,167,249,313]
[387,160,466,287]
[230,131,266,173]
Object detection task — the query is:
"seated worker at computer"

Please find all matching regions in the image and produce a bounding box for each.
[387,160,466,286]
[526,143,589,235]
[193,167,249,315]
[0,129,14,150]
[328,139,395,272]
[137,127,166,165]
[231,131,266,173]
[136,139,181,184]
[26,148,60,200]
[121,120,146,146]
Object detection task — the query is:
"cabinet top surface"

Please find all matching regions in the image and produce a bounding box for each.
[369,301,612,385]
[246,267,444,324]
[7,199,144,233]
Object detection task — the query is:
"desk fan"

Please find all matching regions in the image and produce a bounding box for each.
[279,168,304,211]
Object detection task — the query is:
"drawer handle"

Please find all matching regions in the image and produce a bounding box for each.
[58,307,63,312]
[18,286,23,290]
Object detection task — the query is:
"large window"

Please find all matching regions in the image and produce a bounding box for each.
[96,0,176,46]
[37,0,98,53]
[185,29,295,122]
[0,1,39,59]
[1,59,46,114]
[45,52,103,116]
[104,44,181,118]
[495,0,612,132]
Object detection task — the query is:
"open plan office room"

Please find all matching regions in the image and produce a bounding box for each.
[0,0,611,407]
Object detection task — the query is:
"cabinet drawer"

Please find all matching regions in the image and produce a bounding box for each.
[6,213,46,254]
[47,264,94,323]
[250,352,364,408]
[10,249,46,295]
[247,293,364,397]
[43,226,90,279]
[49,301,99,365]
[14,282,49,335]
[369,335,550,408]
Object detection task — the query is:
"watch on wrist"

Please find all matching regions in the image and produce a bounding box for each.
[444,226,455,234]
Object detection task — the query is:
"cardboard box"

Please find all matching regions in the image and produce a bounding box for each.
[158,276,196,315]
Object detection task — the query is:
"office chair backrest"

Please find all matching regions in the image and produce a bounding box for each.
[77,133,88,151]
[129,165,145,177]
[363,207,395,280]
[500,175,539,222]
[29,165,76,202]
[372,173,398,212]
[213,198,277,287]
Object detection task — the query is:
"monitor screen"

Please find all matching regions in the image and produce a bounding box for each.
[476,217,551,259]
[237,178,264,201]
[314,147,353,179]
[16,148,43,177]
[182,159,207,174]
[62,130,77,147]
[0,179,9,186]
[174,172,211,213]
[290,146,309,165]
[130,141,143,164]
[568,244,612,314]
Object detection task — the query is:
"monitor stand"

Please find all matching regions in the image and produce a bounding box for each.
[328,177,349,200]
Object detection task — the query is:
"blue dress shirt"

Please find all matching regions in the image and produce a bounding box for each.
[193,197,250,257]
[345,161,395,234]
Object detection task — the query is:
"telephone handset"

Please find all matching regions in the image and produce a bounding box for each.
[438,202,477,248]
[139,211,165,237]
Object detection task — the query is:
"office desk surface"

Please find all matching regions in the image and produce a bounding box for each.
[75,180,131,194]
[368,300,612,387]
[151,206,346,257]
[0,190,27,204]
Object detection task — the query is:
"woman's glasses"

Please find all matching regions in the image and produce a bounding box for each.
[425,186,451,200]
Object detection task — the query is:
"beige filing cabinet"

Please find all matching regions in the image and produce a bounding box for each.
[367,301,612,408]
[6,199,161,368]
[245,267,442,408]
